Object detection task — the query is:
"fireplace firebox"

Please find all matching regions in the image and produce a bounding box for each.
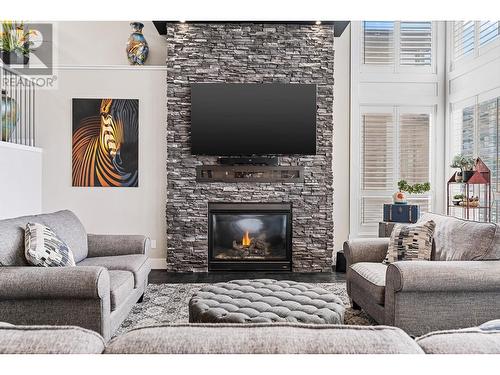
[208,203,292,271]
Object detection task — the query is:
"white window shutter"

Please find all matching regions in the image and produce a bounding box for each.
[399,113,430,184]
[400,22,432,66]
[479,21,500,47]
[453,21,475,60]
[363,21,395,65]
[361,113,394,190]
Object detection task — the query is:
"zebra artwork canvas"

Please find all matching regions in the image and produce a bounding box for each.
[72,98,139,187]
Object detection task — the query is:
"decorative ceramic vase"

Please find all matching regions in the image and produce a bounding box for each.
[455,171,463,183]
[0,50,29,65]
[126,22,149,65]
[393,191,407,204]
[1,90,18,141]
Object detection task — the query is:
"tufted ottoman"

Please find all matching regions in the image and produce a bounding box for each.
[188,279,345,324]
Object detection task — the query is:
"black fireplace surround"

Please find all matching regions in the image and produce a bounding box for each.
[208,203,292,271]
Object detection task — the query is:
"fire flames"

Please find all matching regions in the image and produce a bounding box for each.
[242,231,251,247]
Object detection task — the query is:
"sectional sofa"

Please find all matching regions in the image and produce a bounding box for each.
[1,321,500,354]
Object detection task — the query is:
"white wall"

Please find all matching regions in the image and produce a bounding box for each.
[0,142,42,219]
[37,22,168,268]
[333,24,351,256]
[55,21,167,66]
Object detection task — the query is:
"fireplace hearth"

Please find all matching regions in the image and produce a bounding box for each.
[208,202,292,271]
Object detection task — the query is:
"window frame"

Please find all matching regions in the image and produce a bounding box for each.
[361,21,437,75]
[448,88,500,218]
[451,21,500,71]
[355,105,435,236]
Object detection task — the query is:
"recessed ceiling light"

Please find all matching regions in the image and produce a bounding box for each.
[315,21,322,25]
[180,20,186,23]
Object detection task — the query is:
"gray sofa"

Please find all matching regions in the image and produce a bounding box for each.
[0,322,424,354]
[2,321,500,354]
[0,210,151,341]
[344,212,500,336]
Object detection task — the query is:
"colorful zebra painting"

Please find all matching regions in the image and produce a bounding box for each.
[72,98,139,187]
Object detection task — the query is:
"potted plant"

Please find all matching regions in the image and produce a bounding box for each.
[462,156,476,182]
[450,154,476,183]
[0,21,37,65]
[393,180,431,204]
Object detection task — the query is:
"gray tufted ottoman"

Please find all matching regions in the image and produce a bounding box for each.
[188,279,345,324]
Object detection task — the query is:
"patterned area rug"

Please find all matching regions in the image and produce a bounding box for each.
[114,282,376,337]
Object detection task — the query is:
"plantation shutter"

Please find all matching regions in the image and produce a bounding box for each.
[363,21,395,65]
[479,21,500,47]
[478,99,499,221]
[362,113,394,190]
[399,113,430,184]
[453,21,475,60]
[400,22,432,66]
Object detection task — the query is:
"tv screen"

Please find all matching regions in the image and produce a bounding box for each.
[190,83,317,155]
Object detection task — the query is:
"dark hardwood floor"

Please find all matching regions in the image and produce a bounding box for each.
[149,270,346,284]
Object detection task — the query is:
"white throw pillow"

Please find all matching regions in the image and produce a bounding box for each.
[24,222,76,267]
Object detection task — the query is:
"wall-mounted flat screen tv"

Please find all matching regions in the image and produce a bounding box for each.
[190,83,317,155]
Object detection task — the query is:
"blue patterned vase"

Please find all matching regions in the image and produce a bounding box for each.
[1,90,18,141]
[126,22,149,65]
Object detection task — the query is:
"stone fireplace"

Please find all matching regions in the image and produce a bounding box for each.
[166,23,334,272]
[208,202,292,271]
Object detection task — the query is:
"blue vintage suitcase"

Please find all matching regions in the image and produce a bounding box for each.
[383,204,419,223]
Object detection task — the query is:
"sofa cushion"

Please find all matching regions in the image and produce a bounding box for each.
[418,213,499,261]
[0,324,105,354]
[24,222,76,267]
[349,262,387,305]
[109,270,134,311]
[78,254,150,287]
[416,327,500,354]
[384,220,435,264]
[0,210,87,266]
[105,323,424,354]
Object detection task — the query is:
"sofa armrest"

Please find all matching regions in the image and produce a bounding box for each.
[343,238,389,267]
[386,260,500,293]
[0,266,109,299]
[87,234,150,257]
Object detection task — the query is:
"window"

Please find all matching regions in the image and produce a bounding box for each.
[363,21,395,65]
[399,113,430,183]
[451,97,500,222]
[400,22,432,66]
[363,21,433,67]
[480,21,500,47]
[359,108,432,227]
[453,21,475,60]
[362,113,394,190]
[452,21,500,63]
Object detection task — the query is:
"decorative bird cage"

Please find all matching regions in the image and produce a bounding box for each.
[447,158,492,222]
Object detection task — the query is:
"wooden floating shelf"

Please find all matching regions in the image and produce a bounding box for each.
[196,165,304,183]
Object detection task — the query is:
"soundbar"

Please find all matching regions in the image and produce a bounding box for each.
[217,157,279,166]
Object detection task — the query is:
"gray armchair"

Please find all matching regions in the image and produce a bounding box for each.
[345,213,500,336]
[0,210,151,341]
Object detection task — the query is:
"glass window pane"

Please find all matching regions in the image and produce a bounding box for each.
[399,113,430,184]
[400,22,432,66]
[363,21,395,65]
[362,113,394,190]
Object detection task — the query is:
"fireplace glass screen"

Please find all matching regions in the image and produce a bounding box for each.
[211,213,288,261]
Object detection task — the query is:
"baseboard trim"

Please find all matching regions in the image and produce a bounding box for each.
[150,258,167,269]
